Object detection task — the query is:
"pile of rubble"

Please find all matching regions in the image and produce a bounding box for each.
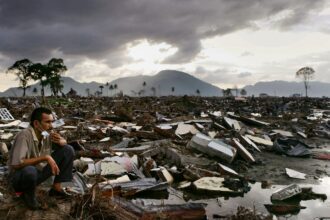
[0,96,329,219]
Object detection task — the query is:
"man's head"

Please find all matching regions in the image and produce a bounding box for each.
[30,107,54,132]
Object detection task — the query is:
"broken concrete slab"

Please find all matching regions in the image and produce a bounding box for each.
[217,163,240,178]
[223,116,241,131]
[238,134,261,152]
[188,133,236,163]
[232,138,255,163]
[245,134,273,147]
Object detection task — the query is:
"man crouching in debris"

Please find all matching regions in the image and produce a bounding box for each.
[7,107,75,210]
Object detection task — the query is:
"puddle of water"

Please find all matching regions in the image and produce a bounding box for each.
[135,177,330,219]
[200,177,330,219]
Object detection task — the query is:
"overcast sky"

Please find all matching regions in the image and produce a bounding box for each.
[1,0,330,91]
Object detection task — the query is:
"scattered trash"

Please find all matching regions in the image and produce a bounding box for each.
[0,96,329,219]
[271,184,302,201]
[0,108,15,120]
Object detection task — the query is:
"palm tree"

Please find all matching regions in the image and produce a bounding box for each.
[109,84,114,96]
[114,84,118,96]
[140,81,146,96]
[99,85,104,96]
[106,82,109,96]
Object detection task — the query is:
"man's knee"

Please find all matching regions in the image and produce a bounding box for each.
[21,166,38,183]
[63,145,75,160]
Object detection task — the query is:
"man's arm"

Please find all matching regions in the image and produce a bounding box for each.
[50,132,67,146]
[12,155,60,175]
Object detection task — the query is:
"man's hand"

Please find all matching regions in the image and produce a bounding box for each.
[50,132,67,147]
[46,155,60,175]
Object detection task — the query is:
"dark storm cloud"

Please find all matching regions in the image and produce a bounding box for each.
[0,0,326,66]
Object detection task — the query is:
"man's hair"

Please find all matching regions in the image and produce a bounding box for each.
[30,107,52,127]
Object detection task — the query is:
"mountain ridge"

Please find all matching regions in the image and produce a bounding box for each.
[1,70,329,97]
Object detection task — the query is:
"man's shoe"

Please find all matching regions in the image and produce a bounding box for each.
[21,192,41,210]
[49,188,72,198]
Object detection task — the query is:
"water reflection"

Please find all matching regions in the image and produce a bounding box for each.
[203,177,330,219]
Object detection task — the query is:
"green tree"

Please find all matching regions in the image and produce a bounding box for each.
[296,66,315,97]
[47,58,67,96]
[7,59,33,97]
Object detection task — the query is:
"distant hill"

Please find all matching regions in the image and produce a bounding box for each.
[0,70,223,97]
[243,81,330,97]
[1,72,328,97]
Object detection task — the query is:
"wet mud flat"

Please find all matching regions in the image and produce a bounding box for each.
[0,96,329,219]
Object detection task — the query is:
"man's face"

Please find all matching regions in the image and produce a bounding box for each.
[38,113,54,132]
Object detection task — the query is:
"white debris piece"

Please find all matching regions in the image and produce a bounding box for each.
[99,175,131,187]
[156,124,172,130]
[18,121,30,128]
[246,135,273,146]
[99,137,110,142]
[52,119,65,128]
[210,111,222,118]
[175,123,199,136]
[218,163,239,177]
[0,133,13,140]
[0,120,21,128]
[193,177,232,192]
[285,168,306,180]
[272,130,294,137]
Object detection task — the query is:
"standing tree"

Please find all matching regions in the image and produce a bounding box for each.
[233,85,238,97]
[240,88,247,96]
[32,87,38,96]
[99,85,104,96]
[7,59,33,97]
[105,82,109,96]
[109,84,114,96]
[151,87,156,96]
[47,58,67,97]
[85,88,90,97]
[30,63,48,98]
[296,66,315,97]
[114,84,118,96]
[223,88,233,97]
